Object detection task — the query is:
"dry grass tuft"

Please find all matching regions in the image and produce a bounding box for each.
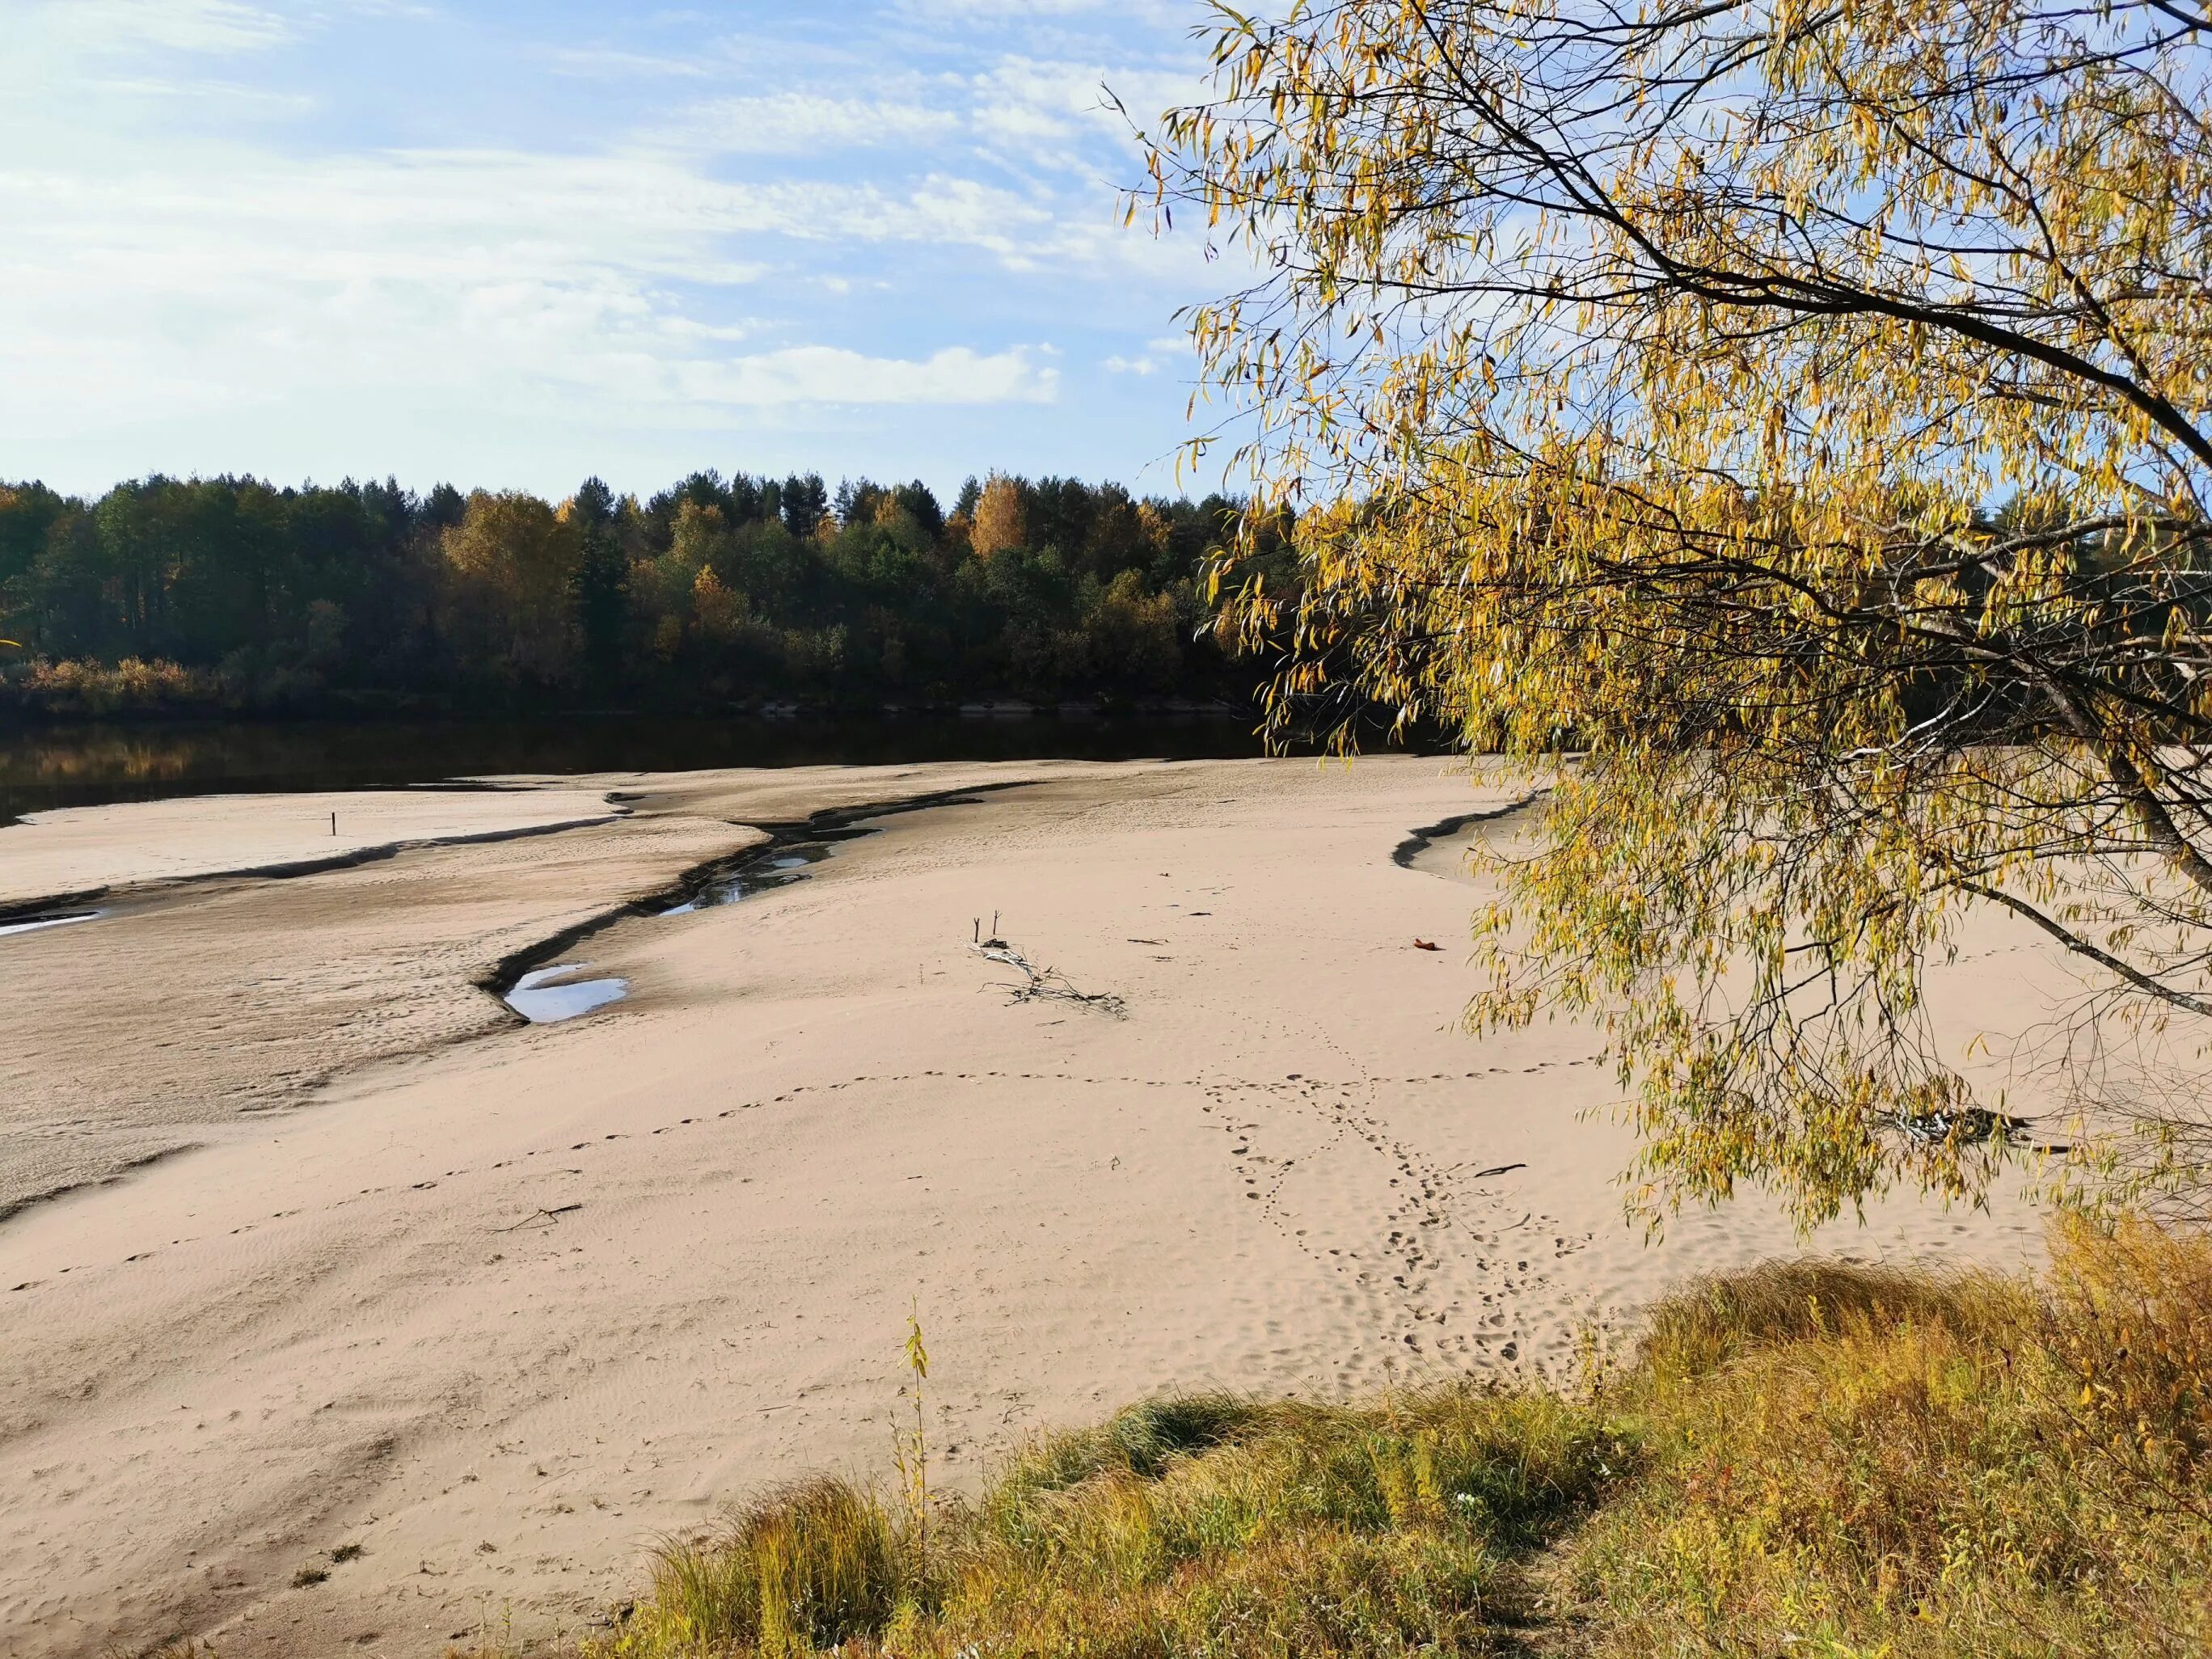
[571,1387,1615,1657]
[1636,1254,2003,1378]
[1568,1218,2212,1657]
[631,1479,901,1655]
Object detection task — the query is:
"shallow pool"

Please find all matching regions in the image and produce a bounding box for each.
[504,963,629,1024]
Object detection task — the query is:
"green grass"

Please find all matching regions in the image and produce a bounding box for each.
[450,1218,2210,1658]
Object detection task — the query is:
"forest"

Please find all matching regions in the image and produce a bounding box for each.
[0,470,1274,716]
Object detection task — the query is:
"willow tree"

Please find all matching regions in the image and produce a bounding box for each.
[1143,0,2212,1226]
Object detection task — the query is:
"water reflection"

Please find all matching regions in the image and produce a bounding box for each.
[0,713,1272,825]
[504,964,629,1024]
[661,845,830,914]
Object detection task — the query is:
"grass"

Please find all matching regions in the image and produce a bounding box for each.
[445,1218,2210,1657]
[595,1387,1609,1659]
[1560,1220,2212,1658]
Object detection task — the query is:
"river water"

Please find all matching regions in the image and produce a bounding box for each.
[0,713,1274,825]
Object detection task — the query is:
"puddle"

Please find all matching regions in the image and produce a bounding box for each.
[661,843,832,915]
[0,910,103,939]
[504,963,629,1024]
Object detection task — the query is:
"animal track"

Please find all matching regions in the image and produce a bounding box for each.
[29,1058,1604,1348]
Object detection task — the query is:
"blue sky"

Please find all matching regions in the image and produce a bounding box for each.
[3,0,1232,501]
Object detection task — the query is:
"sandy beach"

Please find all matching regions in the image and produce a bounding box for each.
[0,758,2055,1658]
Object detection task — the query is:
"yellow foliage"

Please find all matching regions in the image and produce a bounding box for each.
[440,492,582,682]
[969,475,1027,560]
[1135,501,1173,558]
[690,567,743,641]
[650,613,682,662]
[1146,0,2212,1226]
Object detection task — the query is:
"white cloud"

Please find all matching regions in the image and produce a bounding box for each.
[969,56,1126,147]
[22,0,294,56]
[661,93,962,154]
[0,138,1079,441]
[530,44,720,80]
[682,345,1059,406]
[1104,354,1157,375]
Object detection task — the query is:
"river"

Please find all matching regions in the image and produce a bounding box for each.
[0,712,1276,825]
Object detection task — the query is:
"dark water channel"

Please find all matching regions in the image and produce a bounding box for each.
[0,712,1268,826]
[494,786,1019,1023]
[661,843,831,915]
[498,842,835,1025]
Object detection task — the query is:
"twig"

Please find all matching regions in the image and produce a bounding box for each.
[493,1203,583,1233]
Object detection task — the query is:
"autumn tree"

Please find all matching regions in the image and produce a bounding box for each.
[970,474,1028,560]
[1148,0,2212,1224]
[441,491,582,684]
[889,480,946,543]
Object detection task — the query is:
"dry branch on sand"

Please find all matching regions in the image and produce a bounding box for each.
[969,918,1125,1018]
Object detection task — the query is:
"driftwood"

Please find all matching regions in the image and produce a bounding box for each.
[971,917,1125,1018]
[1893,1108,2031,1146]
[1893,1109,2071,1155]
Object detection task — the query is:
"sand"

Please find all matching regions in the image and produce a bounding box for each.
[0,758,2057,1658]
[0,787,766,1222]
[0,787,628,910]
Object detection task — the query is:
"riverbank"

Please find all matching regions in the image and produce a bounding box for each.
[0,759,2051,1657]
[493,1223,2209,1659]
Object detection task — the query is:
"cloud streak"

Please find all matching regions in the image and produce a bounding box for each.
[683,345,1059,406]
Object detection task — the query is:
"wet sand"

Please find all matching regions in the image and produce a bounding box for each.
[0,758,2055,1657]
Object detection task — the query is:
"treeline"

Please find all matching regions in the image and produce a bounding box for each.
[0,471,1281,716]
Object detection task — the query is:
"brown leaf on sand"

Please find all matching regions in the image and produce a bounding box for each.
[1412,939,1442,952]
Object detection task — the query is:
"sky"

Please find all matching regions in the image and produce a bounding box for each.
[1,0,1236,503]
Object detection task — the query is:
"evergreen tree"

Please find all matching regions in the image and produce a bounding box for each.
[568,476,628,688]
[780,474,828,538]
